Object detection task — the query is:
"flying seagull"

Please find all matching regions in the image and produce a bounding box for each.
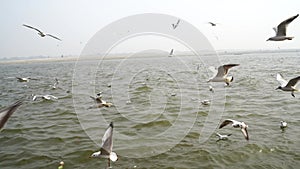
[201,100,210,106]
[216,133,232,142]
[219,119,249,140]
[89,96,113,108]
[267,14,299,41]
[208,64,240,85]
[168,49,174,57]
[32,94,58,101]
[172,19,181,29]
[90,122,118,168]
[208,22,218,26]
[50,78,59,89]
[276,73,300,97]
[0,100,23,131]
[23,24,62,41]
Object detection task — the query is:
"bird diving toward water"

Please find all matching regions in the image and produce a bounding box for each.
[219,119,249,141]
[208,64,240,85]
[276,73,300,97]
[267,14,299,41]
[23,24,62,41]
[90,122,118,168]
[0,100,23,131]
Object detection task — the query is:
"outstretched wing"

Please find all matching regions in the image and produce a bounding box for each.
[23,24,43,34]
[0,101,23,130]
[276,73,288,87]
[286,76,300,88]
[216,64,239,78]
[219,119,234,129]
[241,128,249,140]
[46,34,62,41]
[101,122,114,154]
[276,14,299,36]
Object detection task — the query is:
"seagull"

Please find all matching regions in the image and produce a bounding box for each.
[16,77,31,82]
[50,78,59,89]
[23,24,62,41]
[209,85,214,93]
[168,49,174,57]
[208,22,218,26]
[208,64,240,85]
[219,119,249,140]
[276,73,300,97]
[90,122,118,168]
[16,77,38,82]
[267,14,299,41]
[216,133,232,142]
[0,100,22,131]
[201,100,210,105]
[32,94,58,101]
[172,19,181,29]
[90,96,113,108]
[280,121,287,129]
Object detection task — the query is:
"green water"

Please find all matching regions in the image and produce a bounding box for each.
[0,51,299,168]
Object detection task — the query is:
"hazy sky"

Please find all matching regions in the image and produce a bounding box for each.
[0,0,299,58]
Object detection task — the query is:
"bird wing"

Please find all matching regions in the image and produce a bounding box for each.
[219,119,234,129]
[0,101,22,130]
[90,96,102,103]
[22,24,44,34]
[276,73,288,87]
[176,19,181,25]
[241,128,249,140]
[101,122,114,153]
[169,49,174,56]
[216,64,239,78]
[46,34,62,41]
[276,14,299,36]
[208,22,215,26]
[286,76,300,88]
[272,27,277,35]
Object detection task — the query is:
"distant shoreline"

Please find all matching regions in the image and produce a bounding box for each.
[1,48,299,64]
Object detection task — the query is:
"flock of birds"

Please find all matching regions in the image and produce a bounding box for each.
[0,13,299,168]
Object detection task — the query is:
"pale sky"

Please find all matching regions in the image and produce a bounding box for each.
[0,0,299,58]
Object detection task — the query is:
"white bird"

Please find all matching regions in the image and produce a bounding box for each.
[209,85,214,93]
[219,119,249,140]
[208,64,240,85]
[267,14,299,41]
[32,94,58,101]
[50,78,59,89]
[216,133,232,142]
[201,100,210,105]
[16,77,38,82]
[16,77,30,82]
[168,49,174,57]
[89,96,113,108]
[280,121,287,129]
[23,24,62,41]
[90,122,118,168]
[172,19,181,29]
[0,101,22,131]
[276,73,300,97]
